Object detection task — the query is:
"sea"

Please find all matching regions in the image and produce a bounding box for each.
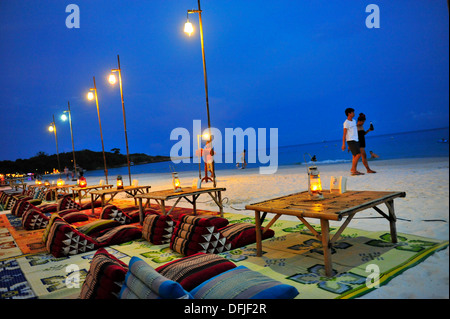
[75,127,449,179]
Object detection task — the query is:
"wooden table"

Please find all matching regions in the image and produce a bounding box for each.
[72,184,113,204]
[89,185,152,215]
[135,187,226,224]
[47,184,75,201]
[245,190,406,277]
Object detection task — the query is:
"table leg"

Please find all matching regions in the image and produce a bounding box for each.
[192,195,197,215]
[386,199,398,243]
[91,193,95,216]
[218,191,223,217]
[161,200,166,215]
[255,210,262,257]
[139,197,143,225]
[320,219,333,277]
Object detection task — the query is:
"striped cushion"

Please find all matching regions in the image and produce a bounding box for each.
[119,257,192,299]
[57,195,82,211]
[190,266,299,299]
[170,215,231,256]
[155,253,236,291]
[79,248,128,299]
[220,223,275,249]
[142,214,174,245]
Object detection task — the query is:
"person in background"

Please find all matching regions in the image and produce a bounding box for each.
[237,149,247,169]
[64,166,69,180]
[342,107,364,175]
[356,113,376,173]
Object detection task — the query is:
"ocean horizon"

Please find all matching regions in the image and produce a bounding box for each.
[37,127,448,180]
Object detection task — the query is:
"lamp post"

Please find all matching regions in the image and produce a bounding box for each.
[61,101,77,179]
[48,114,62,178]
[184,0,216,187]
[87,76,109,184]
[109,54,132,186]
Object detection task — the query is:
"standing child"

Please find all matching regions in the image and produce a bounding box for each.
[342,108,364,175]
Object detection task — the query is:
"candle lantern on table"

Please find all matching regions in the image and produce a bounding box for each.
[57,178,65,186]
[117,175,124,189]
[79,174,87,188]
[172,172,182,192]
[44,180,50,187]
[304,153,324,200]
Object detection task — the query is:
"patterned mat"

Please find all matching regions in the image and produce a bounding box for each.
[0,204,448,299]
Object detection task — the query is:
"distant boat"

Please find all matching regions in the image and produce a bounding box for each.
[437,138,448,143]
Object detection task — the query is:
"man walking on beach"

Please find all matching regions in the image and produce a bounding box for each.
[342,108,364,175]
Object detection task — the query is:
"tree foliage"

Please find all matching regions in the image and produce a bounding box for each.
[0,150,170,174]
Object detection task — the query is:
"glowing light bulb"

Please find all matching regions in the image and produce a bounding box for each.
[87,91,95,100]
[108,74,117,85]
[184,21,193,36]
[61,114,68,121]
[48,125,54,132]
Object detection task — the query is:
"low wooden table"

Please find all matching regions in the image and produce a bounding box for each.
[47,184,75,201]
[245,190,406,277]
[136,187,226,224]
[72,184,113,204]
[89,185,152,215]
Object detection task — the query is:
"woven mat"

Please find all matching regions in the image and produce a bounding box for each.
[0,204,448,299]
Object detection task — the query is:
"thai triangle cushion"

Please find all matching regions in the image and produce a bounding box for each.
[119,256,192,299]
[142,214,174,245]
[170,215,231,256]
[79,248,128,299]
[57,195,82,211]
[190,266,299,299]
[155,252,236,291]
[219,222,275,249]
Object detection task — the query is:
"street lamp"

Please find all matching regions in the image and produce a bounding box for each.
[48,114,62,178]
[61,101,78,179]
[87,76,109,184]
[108,54,132,186]
[184,0,216,187]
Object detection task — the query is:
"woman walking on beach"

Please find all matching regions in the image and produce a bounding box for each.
[356,113,376,173]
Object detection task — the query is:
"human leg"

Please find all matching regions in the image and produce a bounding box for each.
[360,148,376,173]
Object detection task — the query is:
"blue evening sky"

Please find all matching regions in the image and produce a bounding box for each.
[0,0,448,161]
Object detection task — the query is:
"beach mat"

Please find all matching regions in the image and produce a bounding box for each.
[1,209,448,299]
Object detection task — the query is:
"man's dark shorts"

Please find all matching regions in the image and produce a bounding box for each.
[347,141,361,156]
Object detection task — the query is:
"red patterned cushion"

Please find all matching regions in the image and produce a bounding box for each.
[142,214,174,245]
[100,205,132,224]
[57,195,82,211]
[22,208,50,230]
[220,223,275,249]
[155,253,236,291]
[170,215,231,256]
[46,220,99,257]
[79,248,128,299]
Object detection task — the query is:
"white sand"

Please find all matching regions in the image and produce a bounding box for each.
[97,156,448,299]
[5,156,449,298]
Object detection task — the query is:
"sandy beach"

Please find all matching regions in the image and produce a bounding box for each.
[2,156,448,299]
[78,156,448,299]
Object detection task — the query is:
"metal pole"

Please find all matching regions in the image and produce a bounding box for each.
[52,114,62,179]
[196,0,216,187]
[67,101,78,180]
[116,55,132,186]
[93,76,109,184]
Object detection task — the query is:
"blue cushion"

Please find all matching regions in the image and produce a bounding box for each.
[119,257,192,299]
[190,265,299,299]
